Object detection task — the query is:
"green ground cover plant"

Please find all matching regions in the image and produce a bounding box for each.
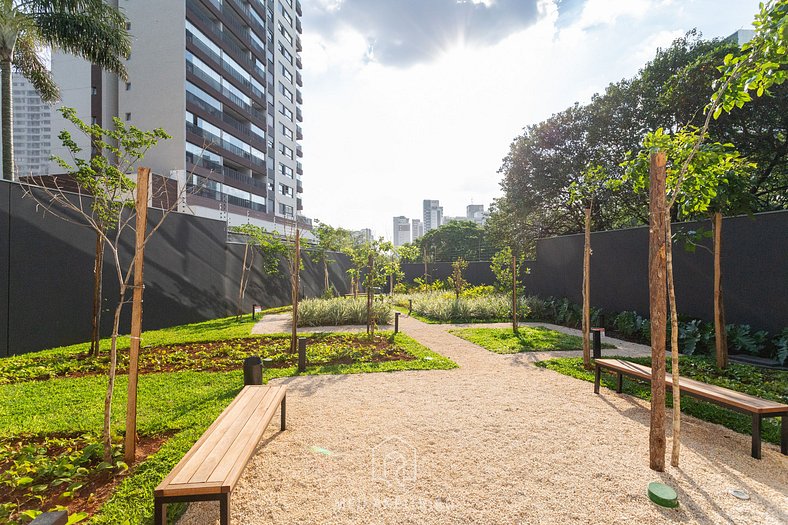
[449,327,615,354]
[537,356,787,444]
[298,297,392,327]
[395,292,530,323]
[0,315,454,524]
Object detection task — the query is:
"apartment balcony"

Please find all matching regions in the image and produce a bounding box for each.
[297,197,303,211]
[296,107,303,122]
[296,0,302,16]
[296,70,303,87]
[296,145,303,158]
[296,54,302,69]
[296,161,303,175]
[296,125,303,140]
[295,17,302,34]
[296,35,302,52]
[296,89,303,104]
[296,179,303,193]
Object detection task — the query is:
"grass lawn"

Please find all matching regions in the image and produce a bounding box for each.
[537,356,787,445]
[0,311,455,524]
[449,326,616,354]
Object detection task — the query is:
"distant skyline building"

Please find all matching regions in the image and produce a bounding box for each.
[48,0,307,234]
[466,204,487,225]
[392,216,411,246]
[353,228,373,243]
[423,199,443,232]
[13,73,51,178]
[411,218,423,241]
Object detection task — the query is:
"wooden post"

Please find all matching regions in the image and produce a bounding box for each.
[648,152,667,472]
[511,253,518,332]
[124,167,150,465]
[713,211,727,369]
[582,206,592,369]
[666,217,681,467]
[90,229,105,357]
[367,253,374,334]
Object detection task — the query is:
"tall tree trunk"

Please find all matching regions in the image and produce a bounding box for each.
[366,253,374,335]
[648,152,667,472]
[423,247,428,283]
[665,218,681,468]
[713,212,728,368]
[104,289,125,462]
[1,57,15,181]
[124,168,149,465]
[90,230,106,358]
[323,259,329,295]
[582,207,592,370]
[511,253,518,333]
[290,229,300,353]
[237,243,249,318]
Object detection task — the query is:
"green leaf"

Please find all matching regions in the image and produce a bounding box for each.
[67,512,89,524]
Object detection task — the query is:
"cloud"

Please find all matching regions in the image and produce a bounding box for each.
[304,0,541,67]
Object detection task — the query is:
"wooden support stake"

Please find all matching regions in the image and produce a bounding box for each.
[124,167,150,465]
[713,211,727,369]
[511,253,518,332]
[582,206,592,369]
[291,228,300,354]
[648,152,667,472]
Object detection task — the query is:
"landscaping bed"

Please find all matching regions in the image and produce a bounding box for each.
[449,327,616,354]
[537,356,788,444]
[298,297,392,327]
[0,315,455,524]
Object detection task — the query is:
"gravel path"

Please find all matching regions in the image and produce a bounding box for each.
[251,313,392,334]
[179,315,787,524]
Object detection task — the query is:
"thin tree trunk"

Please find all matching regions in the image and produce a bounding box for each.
[582,207,592,370]
[90,230,106,357]
[713,212,728,368]
[423,248,428,284]
[2,58,15,181]
[511,253,518,333]
[103,290,125,462]
[290,229,300,353]
[648,152,667,472]
[237,243,249,318]
[323,259,329,295]
[124,168,149,465]
[366,253,374,335]
[666,218,681,468]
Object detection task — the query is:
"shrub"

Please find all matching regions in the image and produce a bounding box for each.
[460,285,496,299]
[402,292,530,322]
[298,297,392,326]
[772,328,788,366]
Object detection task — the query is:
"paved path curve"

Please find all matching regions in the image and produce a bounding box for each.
[179,315,787,524]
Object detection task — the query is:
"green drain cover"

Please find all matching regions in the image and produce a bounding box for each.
[648,482,678,508]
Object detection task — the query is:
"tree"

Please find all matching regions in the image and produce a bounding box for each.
[417,220,497,261]
[0,0,131,181]
[491,247,523,332]
[569,165,606,370]
[230,224,287,318]
[21,108,172,462]
[448,257,469,300]
[310,221,351,296]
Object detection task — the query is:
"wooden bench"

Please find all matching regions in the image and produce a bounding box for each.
[594,358,787,459]
[154,385,287,525]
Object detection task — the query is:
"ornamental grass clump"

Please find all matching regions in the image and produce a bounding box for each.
[401,292,529,322]
[298,297,392,327]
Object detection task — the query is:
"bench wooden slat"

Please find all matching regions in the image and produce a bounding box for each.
[214,387,286,489]
[596,359,787,414]
[203,386,280,485]
[154,387,256,496]
[185,387,279,485]
[169,386,266,486]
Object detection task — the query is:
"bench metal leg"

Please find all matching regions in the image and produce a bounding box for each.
[616,372,623,393]
[781,415,787,455]
[752,414,762,459]
[281,394,287,431]
[220,494,230,525]
[594,365,601,394]
[154,499,165,525]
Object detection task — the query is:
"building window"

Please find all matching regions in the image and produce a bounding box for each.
[280,144,293,159]
[91,86,97,95]
[125,82,132,91]
[279,163,293,178]
[279,103,293,121]
[279,183,293,197]
[125,112,131,121]
[279,203,293,217]
[279,82,293,102]
[279,43,292,64]
[281,124,293,140]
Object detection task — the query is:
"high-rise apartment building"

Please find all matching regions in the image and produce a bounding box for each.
[392,216,410,246]
[49,0,306,233]
[423,199,443,232]
[466,204,486,225]
[13,73,51,178]
[411,218,423,241]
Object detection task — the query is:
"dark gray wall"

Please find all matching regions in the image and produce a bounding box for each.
[0,181,351,356]
[401,260,497,286]
[401,211,788,334]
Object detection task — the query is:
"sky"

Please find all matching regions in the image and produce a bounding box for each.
[298,0,761,239]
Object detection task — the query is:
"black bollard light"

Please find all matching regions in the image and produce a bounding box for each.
[243,356,263,385]
[592,328,602,359]
[408,299,413,315]
[298,337,307,373]
[395,312,400,334]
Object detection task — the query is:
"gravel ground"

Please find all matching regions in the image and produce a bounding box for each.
[179,315,788,525]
